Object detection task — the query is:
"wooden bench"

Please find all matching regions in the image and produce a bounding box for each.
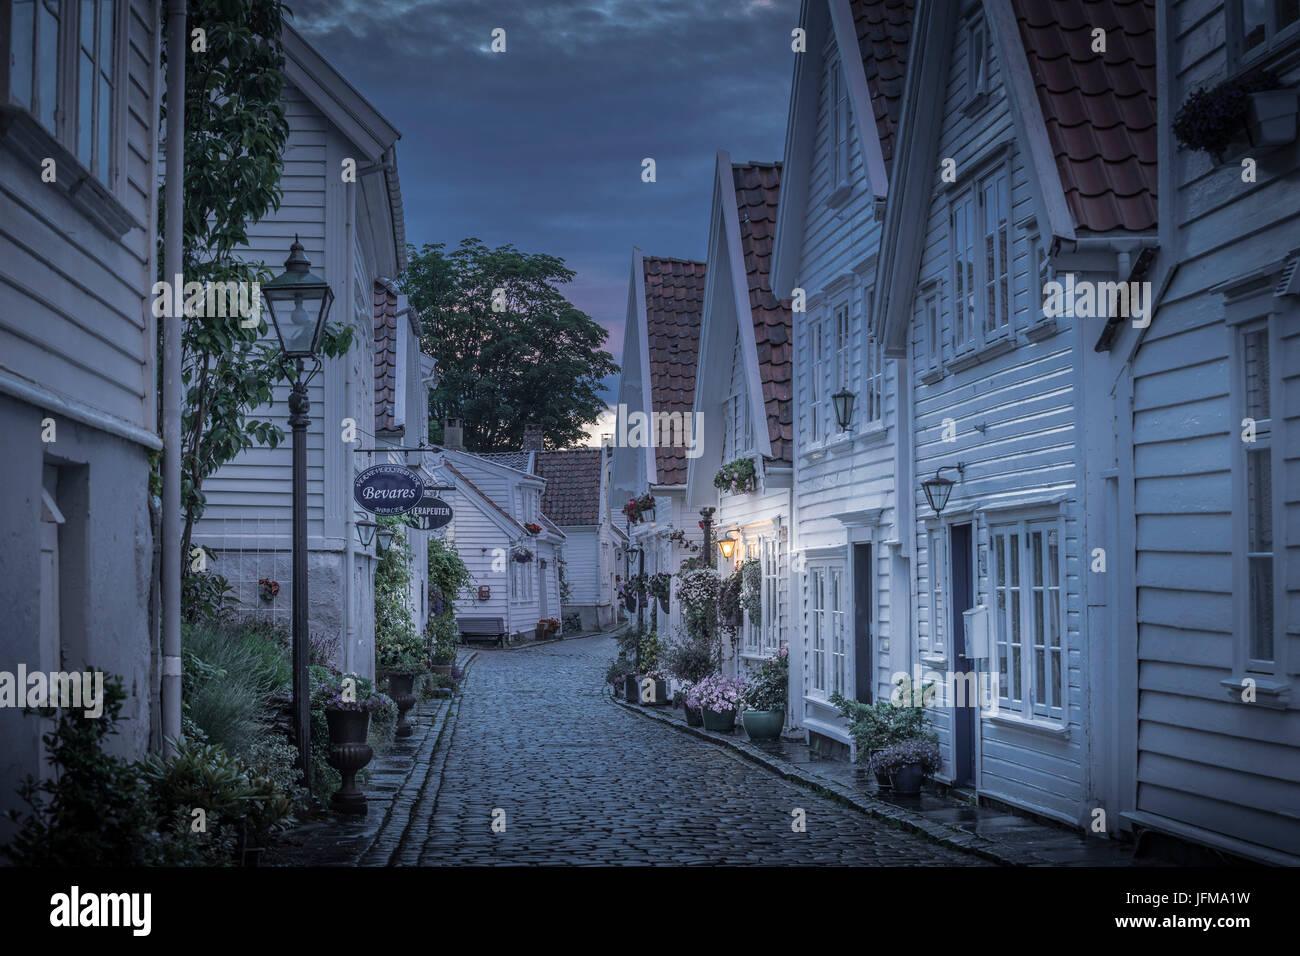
[459,616,506,647]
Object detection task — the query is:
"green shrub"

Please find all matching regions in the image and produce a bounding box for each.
[182,620,289,759]
[829,690,937,762]
[376,518,425,674]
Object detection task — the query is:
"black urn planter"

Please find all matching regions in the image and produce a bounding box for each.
[684,705,704,727]
[638,678,668,706]
[623,676,640,704]
[387,673,417,738]
[326,709,374,815]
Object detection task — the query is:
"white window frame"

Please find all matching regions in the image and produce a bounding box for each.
[923,522,948,658]
[987,513,1067,724]
[806,560,845,698]
[947,161,1014,356]
[808,319,825,444]
[761,535,781,655]
[863,330,884,425]
[6,0,123,190]
[1229,315,1285,680]
[922,285,942,373]
[1026,229,1054,325]
[1228,0,1300,68]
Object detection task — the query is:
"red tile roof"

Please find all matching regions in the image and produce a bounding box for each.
[374,281,400,434]
[642,256,706,486]
[732,162,793,464]
[850,0,916,172]
[1011,0,1157,233]
[534,448,604,525]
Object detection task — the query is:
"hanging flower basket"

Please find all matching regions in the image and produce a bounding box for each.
[622,493,656,524]
[713,457,757,495]
[512,546,534,563]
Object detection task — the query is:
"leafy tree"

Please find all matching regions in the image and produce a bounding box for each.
[403,239,617,451]
[161,0,353,571]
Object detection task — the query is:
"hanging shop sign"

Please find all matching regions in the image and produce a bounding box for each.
[353,464,425,516]
[411,494,453,532]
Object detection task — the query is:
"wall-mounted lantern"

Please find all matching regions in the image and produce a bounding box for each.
[921,464,965,514]
[716,530,740,560]
[355,518,377,549]
[832,387,856,432]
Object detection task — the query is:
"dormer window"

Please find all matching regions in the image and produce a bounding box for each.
[825,51,852,202]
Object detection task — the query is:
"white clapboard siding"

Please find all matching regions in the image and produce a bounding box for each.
[0,0,157,432]
[903,19,1093,826]
[1123,0,1300,858]
[563,528,601,605]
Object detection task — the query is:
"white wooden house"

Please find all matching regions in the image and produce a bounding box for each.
[192,23,407,681]
[0,0,162,836]
[441,426,565,643]
[771,0,916,750]
[611,249,708,640]
[534,446,625,630]
[687,155,794,681]
[872,0,1158,831]
[1096,0,1300,863]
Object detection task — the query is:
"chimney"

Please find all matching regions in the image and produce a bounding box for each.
[443,418,464,451]
[523,423,543,452]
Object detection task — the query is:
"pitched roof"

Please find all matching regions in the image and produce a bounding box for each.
[643,256,706,486]
[1011,0,1158,233]
[850,0,915,173]
[732,162,793,464]
[534,448,604,525]
[374,281,400,435]
[477,451,533,473]
[443,461,525,534]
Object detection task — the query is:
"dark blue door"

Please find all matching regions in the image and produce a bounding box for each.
[950,523,975,788]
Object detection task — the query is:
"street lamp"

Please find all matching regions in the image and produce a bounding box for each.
[376,524,395,553]
[700,506,716,569]
[625,544,645,669]
[264,237,334,796]
[717,530,740,561]
[833,387,856,432]
[921,464,965,515]
[355,518,377,549]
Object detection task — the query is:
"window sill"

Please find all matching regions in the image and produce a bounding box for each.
[918,653,949,670]
[919,366,944,386]
[826,183,853,210]
[984,710,1070,738]
[1220,675,1292,710]
[0,105,139,239]
[1024,319,1059,343]
[948,336,1015,374]
[800,422,888,462]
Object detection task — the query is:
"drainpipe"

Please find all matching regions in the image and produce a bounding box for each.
[343,181,357,674]
[160,0,186,756]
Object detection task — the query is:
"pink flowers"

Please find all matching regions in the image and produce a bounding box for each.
[684,673,747,714]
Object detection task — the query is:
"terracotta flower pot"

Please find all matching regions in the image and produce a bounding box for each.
[326,709,374,815]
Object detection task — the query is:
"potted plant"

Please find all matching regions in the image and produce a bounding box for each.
[523,521,543,535]
[535,617,560,641]
[830,688,934,791]
[429,640,457,676]
[740,646,788,741]
[713,457,758,495]
[1173,69,1291,163]
[622,492,656,524]
[868,738,941,797]
[605,656,635,700]
[686,673,746,733]
[313,671,392,815]
[638,669,669,706]
[512,546,534,563]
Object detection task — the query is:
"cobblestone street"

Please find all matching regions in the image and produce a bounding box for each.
[404,635,986,865]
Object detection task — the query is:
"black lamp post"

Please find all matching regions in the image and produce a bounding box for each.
[832,387,856,432]
[263,237,334,794]
[700,506,715,570]
[921,464,965,515]
[626,545,645,669]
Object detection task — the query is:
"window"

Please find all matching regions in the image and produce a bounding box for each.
[949,166,1013,352]
[827,54,850,190]
[832,304,851,394]
[966,16,990,106]
[761,536,781,654]
[9,0,118,185]
[810,568,826,692]
[808,321,824,441]
[863,332,884,424]
[1240,324,1277,668]
[924,290,942,368]
[990,518,1065,722]
[724,334,750,461]
[1233,0,1300,64]
[829,567,846,696]
[1028,232,1053,322]
[925,527,947,656]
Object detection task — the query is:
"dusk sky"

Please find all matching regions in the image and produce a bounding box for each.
[291,0,797,417]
